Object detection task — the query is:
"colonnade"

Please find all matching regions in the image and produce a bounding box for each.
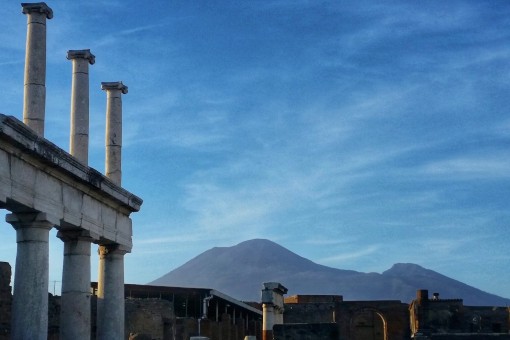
[2,3,142,339]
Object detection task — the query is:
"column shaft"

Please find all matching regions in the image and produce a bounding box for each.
[58,232,92,340]
[97,245,126,340]
[22,3,53,136]
[6,212,54,340]
[68,49,95,164]
[102,81,128,186]
[262,304,274,340]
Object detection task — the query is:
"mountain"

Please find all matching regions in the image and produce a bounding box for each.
[149,239,510,306]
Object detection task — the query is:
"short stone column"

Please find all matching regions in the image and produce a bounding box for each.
[261,282,287,340]
[96,244,127,340]
[101,81,128,186]
[6,212,55,340]
[22,2,53,136]
[68,49,95,164]
[57,231,93,340]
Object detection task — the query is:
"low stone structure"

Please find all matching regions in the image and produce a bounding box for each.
[279,294,409,340]
[410,289,510,339]
[269,287,509,340]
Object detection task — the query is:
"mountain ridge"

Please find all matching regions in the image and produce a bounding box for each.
[149,239,509,306]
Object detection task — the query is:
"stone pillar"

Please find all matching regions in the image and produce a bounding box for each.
[68,49,95,164]
[96,245,127,340]
[101,81,128,186]
[261,282,287,340]
[57,231,93,340]
[262,304,274,340]
[6,212,55,340]
[22,2,53,136]
[97,82,128,339]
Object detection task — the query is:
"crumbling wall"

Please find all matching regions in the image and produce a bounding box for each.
[125,298,174,340]
[284,302,337,324]
[0,262,12,340]
[273,323,339,340]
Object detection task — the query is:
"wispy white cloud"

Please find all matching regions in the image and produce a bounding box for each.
[421,156,510,179]
[317,245,381,264]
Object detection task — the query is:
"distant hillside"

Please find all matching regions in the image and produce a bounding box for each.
[149,239,510,306]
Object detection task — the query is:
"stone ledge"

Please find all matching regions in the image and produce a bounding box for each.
[0,114,142,212]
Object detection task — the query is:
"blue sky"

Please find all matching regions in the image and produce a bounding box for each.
[1,1,509,299]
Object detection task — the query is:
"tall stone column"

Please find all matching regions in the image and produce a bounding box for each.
[6,212,55,340]
[22,2,53,136]
[59,49,96,340]
[96,245,127,340]
[97,82,128,339]
[102,81,128,186]
[68,49,95,164]
[57,231,93,340]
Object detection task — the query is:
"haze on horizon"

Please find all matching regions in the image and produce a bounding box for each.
[0,1,509,299]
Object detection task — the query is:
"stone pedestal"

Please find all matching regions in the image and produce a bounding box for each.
[22,2,53,136]
[97,245,127,340]
[6,212,55,340]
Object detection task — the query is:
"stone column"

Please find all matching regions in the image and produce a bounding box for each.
[261,282,287,340]
[57,231,93,340]
[262,304,274,340]
[6,212,55,340]
[68,49,95,164]
[97,81,128,339]
[101,81,128,186]
[22,2,53,136]
[96,245,127,340]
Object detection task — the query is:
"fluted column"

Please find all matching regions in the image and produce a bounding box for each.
[96,245,127,340]
[102,81,128,186]
[22,2,53,136]
[57,231,93,340]
[68,49,95,164]
[6,212,55,340]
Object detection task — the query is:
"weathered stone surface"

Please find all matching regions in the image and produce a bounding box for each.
[125,298,174,340]
[0,114,142,248]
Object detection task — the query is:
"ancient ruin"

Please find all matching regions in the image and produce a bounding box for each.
[0,2,142,339]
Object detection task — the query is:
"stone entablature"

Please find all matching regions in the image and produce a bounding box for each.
[0,113,141,248]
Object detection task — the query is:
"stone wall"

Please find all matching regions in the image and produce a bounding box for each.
[0,262,12,340]
[125,298,174,340]
[273,323,339,340]
[124,298,260,340]
[284,301,336,324]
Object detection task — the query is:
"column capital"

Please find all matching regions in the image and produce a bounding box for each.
[98,244,129,258]
[6,212,54,243]
[67,49,95,65]
[6,212,57,227]
[101,81,128,94]
[22,2,53,19]
[57,229,96,242]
